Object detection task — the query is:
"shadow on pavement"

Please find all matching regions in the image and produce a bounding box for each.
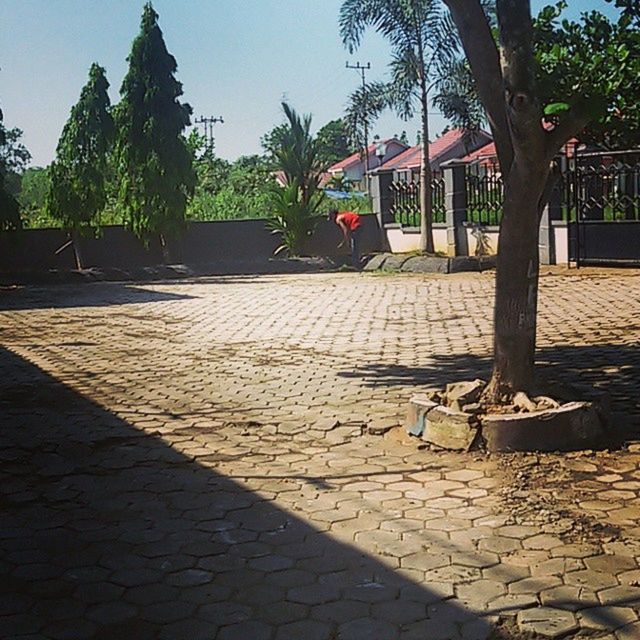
[0,283,194,312]
[0,346,509,640]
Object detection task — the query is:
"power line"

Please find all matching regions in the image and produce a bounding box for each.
[195,115,224,151]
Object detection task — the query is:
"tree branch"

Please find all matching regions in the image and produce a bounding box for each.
[443,0,514,175]
[497,0,545,164]
[545,103,591,157]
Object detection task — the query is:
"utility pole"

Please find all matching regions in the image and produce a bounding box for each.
[195,115,224,152]
[346,61,371,192]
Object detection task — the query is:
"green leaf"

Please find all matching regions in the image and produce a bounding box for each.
[544,102,571,116]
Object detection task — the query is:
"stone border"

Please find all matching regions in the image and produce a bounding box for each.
[407,394,606,453]
[363,253,496,274]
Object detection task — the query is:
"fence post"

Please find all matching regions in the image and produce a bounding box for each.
[370,171,393,250]
[539,176,562,265]
[442,160,469,257]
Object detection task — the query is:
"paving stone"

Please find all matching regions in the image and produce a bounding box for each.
[565,569,619,590]
[540,585,599,611]
[275,619,333,640]
[217,620,273,640]
[517,606,579,638]
[4,270,640,640]
[584,554,637,574]
[338,617,399,639]
[579,606,638,631]
[456,580,506,610]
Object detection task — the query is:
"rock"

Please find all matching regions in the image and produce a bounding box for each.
[534,396,560,410]
[381,255,411,271]
[362,254,387,271]
[513,391,538,413]
[406,395,438,437]
[461,402,482,414]
[628,443,640,453]
[444,379,485,408]
[421,387,443,403]
[401,256,449,274]
[481,402,603,453]
[423,405,479,451]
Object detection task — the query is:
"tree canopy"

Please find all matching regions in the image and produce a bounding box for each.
[115,2,195,246]
[0,107,24,231]
[534,0,640,148]
[45,63,114,235]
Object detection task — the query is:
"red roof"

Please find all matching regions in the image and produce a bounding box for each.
[461,141,496,163]
[328,138,406,172]
[376,128,492,172]
[460,136,579,163]
[377,145,422,171]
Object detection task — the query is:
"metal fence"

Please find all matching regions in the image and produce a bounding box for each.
[389,177,446,227]
[465,161,503,226]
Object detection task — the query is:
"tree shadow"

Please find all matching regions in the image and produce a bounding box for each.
[0,283,194,311]
[1,346,638,638]
[337,344,640,438]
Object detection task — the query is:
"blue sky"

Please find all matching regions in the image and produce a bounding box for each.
[1,0,618,167]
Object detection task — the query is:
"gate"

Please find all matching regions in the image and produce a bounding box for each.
[570,148,640,266]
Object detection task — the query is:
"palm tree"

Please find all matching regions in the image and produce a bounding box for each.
[340,0,459,253]
[267,103,326,256]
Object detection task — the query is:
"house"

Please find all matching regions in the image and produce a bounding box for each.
[374,128,493,181]
[327,138,409,188]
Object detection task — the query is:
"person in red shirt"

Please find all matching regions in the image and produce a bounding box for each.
[328,208,363,269]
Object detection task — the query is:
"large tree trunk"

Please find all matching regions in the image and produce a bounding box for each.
[484,162,548,402]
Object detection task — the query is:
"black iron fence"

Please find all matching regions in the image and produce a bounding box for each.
[389,177,446,227]
[465,161,503,226]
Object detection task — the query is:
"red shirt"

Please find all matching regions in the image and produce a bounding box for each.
[336,211,362,232]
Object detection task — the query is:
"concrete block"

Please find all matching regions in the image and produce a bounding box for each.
[423,405,479,451]
[445,379,485,408]
[406,395,438,437]
[482,402,603,453]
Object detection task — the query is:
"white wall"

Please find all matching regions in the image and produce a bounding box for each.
[553,224,569,265]
[385,225,448,254]
[465,226,500,256]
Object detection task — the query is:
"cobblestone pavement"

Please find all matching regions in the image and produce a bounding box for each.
[1,268,640,639]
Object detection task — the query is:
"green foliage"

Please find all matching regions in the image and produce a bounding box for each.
[315,119,354,166]
[317,194,371,215]
[260,124,289,162]
[266,180,321,256]
[432,59,485,130]
[0,107,25,231]
[115,2,195,243]
[19,167,54,228]
[187,136,272,221]
[45,63,114,233]
[534,0,640,148]
[268,103,326,255]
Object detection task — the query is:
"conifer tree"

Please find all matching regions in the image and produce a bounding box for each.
[46,64,114,268]
[115,3,195,258]
[0,106,22,231]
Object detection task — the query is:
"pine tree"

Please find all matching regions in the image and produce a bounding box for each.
[46,64,114,268]
[115,3,195,259]
[0,106,23,232]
